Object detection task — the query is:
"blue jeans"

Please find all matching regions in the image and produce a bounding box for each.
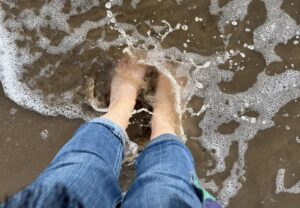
[2,118,221,208]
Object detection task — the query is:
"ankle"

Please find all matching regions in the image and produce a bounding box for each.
[150,113,176,140]
[150,125,176,140]
[109,96,136,111]
[102,99,136,130]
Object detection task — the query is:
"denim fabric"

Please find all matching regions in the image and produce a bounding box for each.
[2,118,221,208]
[123,135,205,208]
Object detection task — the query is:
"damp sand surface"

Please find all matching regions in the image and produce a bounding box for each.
[0,0,300,207]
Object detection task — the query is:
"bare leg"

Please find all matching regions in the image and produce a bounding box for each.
[102,58,147,130]
[150,73,179,140]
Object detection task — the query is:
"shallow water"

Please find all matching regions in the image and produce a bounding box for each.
[0,0,299,206]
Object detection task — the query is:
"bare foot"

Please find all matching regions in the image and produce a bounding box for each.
[102,57,147,130]
[150,72,181,140]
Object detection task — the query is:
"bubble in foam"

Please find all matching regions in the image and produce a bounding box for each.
[250,117,256,124]
[181,25,188,31]
[195,82,204,89]
[195,17,203,22]
[231,21,238,26]
[105,2,112,9]
[40,129,49,141]
[9,108,17,115]
[240,52,246,58]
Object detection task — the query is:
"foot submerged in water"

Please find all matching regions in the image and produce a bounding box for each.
[150,70,183,140]
[102,57,148,130]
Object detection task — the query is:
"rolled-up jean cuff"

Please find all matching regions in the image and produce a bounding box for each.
[139,133,194,163]
[147,133,183,146]
[88,118,127,147]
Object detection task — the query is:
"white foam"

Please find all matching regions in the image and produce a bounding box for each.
[209,0,252,32]
[276,169,300,194]
[0,7,88,120]
[253,0,300,64]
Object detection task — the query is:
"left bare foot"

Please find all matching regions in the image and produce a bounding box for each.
[102,57,148,130]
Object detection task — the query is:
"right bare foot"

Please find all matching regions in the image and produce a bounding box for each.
[150,72,181,140]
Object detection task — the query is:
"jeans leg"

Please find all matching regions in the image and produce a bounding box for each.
[122,134,219,208]
[32,118,125,208]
